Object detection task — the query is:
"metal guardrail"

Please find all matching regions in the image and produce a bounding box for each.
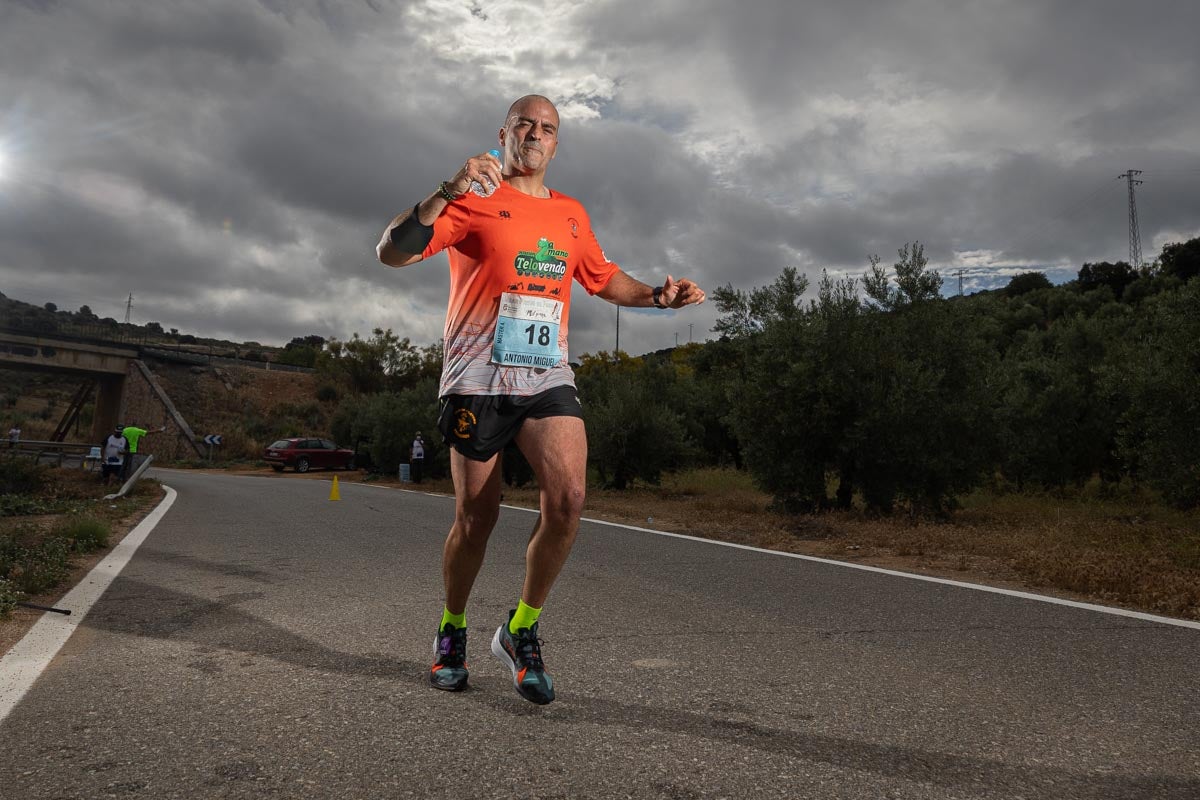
[3,441,157,488]
[4,440,95,469]
[0,322,147,347]
[1,322,319,374]
[141,346,316,373]
[208,355,316,374]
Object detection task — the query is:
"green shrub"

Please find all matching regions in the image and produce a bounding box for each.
[331,379,442,476]
[0,577,18,618]
[1106,280,1200,508]
[0,532,20,579]
[0,455,46,495]
[0,494,53,516]
[580,370,693,489]
[53,516,110,552]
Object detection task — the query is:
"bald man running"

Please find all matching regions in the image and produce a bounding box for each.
[377,94,706,704]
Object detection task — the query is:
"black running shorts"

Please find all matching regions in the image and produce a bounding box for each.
[436,385,584,462]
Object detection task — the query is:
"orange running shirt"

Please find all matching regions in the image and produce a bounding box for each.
[422,182,620,396]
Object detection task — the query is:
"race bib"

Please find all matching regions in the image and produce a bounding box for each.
[491,292,563,369]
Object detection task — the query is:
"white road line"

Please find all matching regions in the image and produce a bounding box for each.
[353,482,1200,631]
[487,502,1200,631]
[585,515,1200,631]
[0,486,178,724]
[113,476,1200,632]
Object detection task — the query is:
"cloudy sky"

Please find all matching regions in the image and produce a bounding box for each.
[1,0,1198,357]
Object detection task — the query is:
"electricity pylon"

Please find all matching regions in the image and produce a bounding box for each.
[1118,170,1143,269]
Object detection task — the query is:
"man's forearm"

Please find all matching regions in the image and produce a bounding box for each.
[598,270,657,307]
[376,190,450,267]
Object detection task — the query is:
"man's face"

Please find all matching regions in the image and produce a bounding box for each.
[500,98,559,176]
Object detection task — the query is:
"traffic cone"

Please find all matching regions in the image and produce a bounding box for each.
[329,476,341,501]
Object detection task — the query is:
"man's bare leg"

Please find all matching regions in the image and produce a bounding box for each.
[488,414,586,704]
[513,415,588,608]
[442,448,503,615]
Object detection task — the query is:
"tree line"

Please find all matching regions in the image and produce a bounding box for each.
[317,236,1200,513]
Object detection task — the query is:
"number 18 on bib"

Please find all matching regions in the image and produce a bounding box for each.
[491,292,564,369]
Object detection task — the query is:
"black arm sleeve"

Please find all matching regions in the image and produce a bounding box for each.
[388,205,435,253]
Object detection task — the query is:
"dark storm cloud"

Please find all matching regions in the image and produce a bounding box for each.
[0,0,483,340]
[574,0,1200,276]
[1,0,1198,355]
[551,120,710,247]
[101,3,289,69]
[0,188,241,292]
[583,0,1200,108]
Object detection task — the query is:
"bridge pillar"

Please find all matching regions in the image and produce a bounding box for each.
[92,375,125,442]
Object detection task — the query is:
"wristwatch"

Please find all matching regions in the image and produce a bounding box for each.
[652,286,667,309]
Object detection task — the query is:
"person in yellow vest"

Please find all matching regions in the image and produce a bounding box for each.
[121,422,166,478]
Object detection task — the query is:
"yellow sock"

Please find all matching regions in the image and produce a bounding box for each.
[508,600,542,634]
[440,607,466,631]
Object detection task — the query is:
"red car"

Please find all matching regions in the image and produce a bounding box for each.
[264,438,357,473]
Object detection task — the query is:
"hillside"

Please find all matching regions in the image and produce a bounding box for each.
[1,291,334,457]
[0,291,292,362]
[150,361,325,459]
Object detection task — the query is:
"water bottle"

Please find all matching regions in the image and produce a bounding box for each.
[469,149,503,198]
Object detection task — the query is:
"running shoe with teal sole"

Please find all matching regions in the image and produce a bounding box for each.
[430,623,468,691]
[491,611,555,705]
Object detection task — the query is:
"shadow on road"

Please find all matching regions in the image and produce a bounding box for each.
[83,577,425,682]
[80,577,1197,800]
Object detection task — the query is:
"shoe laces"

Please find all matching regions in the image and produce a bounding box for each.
[513,628,545,670]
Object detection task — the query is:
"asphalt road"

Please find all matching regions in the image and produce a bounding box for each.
[1,469,1198,799]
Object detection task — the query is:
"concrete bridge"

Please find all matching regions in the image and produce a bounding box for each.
[0,329,203,458]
